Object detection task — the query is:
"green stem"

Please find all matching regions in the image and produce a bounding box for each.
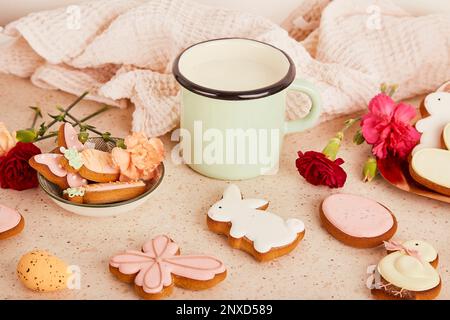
[30,110,40,129]
[36,132,58,141]
[41,91,89,136]
[342,117,361,132]
[80,105,111,122]
[65,113,103,136]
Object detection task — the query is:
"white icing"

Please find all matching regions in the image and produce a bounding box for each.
[412,92,450,154]
[207,184,305,253]
[443,123,450,149]
[377,240,440,291]
[402,240,437,263]
[411,148,450,188]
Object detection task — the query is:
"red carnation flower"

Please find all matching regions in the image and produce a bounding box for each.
[0,142,41,191]
[296,151,347,188]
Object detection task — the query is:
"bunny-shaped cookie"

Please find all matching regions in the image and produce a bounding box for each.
[413,90,450,154]
[207,184,305,261]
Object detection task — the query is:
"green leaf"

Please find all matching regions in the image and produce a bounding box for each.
[353,130,365,145]
[48,113,65,122]
[78,132,89,143]
[101,132,112,141]
[115,138,127,149]
[37,122,47,136]
[16,129,38,143]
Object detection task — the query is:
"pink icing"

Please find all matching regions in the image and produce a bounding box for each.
[322,193,394,238]
[67,173,87,188]
[34,154,66,177]
[109,235,226,294]
[86,181,145,192]
[64,123,84,151]
[81,149,119,174]
[384,240,422,261]
[0,204,21,233]
[34,153,87,187]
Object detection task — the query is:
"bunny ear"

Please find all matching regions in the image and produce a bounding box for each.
[241,199,268,209]
[222,184,242,201]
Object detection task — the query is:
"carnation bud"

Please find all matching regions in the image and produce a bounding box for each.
[322,132,343,161]
[78,132,89,144]
[353,130,365,145]
[115,138,127,149]
[363,157,377,182]
[15,129,37,143]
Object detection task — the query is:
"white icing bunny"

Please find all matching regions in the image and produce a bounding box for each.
[413,91,450,154]
[208,184,305,253]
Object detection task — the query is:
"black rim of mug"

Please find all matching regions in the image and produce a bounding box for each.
[172,37,296,101]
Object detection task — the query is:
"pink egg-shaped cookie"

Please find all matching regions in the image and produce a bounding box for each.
[0,205,25,239]
[320,194,397,248]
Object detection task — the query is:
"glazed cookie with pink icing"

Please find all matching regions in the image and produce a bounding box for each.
[58,123,85,151]
[320,193,397,248]
[29,153,87,190]
[109,235,227,299]
[0,204,25,240]
[77,149,119,183]
[63,181,147,204]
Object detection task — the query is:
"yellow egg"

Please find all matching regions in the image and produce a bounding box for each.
[17,250,70,292]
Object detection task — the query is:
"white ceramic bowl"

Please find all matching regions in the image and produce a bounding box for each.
[37,137,164,217]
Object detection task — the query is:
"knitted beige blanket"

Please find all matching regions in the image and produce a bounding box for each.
[0,0,449,137]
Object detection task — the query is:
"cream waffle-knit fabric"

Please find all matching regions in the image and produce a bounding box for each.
[0,0,449,137]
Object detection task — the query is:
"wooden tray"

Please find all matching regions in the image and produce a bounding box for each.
[377,157,450,204]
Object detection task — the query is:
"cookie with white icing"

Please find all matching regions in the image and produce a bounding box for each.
[0,205,25,240]
[207,184,305,262]
[413,86,450,155]
[409,148,450,196]
[371,240,441,300]
[63,181,147,204]
[109,235,226,300]
[320,194,397,248]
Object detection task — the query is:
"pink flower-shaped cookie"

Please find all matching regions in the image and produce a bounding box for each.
[109,235,226,299]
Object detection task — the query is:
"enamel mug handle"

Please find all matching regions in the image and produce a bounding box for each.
[284,78,322,134]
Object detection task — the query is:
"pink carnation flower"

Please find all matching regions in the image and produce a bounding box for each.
[361,93,420,159]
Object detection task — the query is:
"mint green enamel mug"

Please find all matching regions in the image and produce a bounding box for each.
[173,38,321,180]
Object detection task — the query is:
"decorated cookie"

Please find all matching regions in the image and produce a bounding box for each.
[320,194,397,248]
[29,153,87,189]
[371,240,441,300]
[58,122,84,151]
[0,204,25,240]
[59,146,84,173]
[64,181,147,204]
[409,148,450,196]
[207,184,305,262]
[442,122,450,149]
[109,235,226,299]
[413,87,450,154]
[78,149,119,182]
[17,250,71,292]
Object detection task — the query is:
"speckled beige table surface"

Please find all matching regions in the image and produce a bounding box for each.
[0,73,449,300]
